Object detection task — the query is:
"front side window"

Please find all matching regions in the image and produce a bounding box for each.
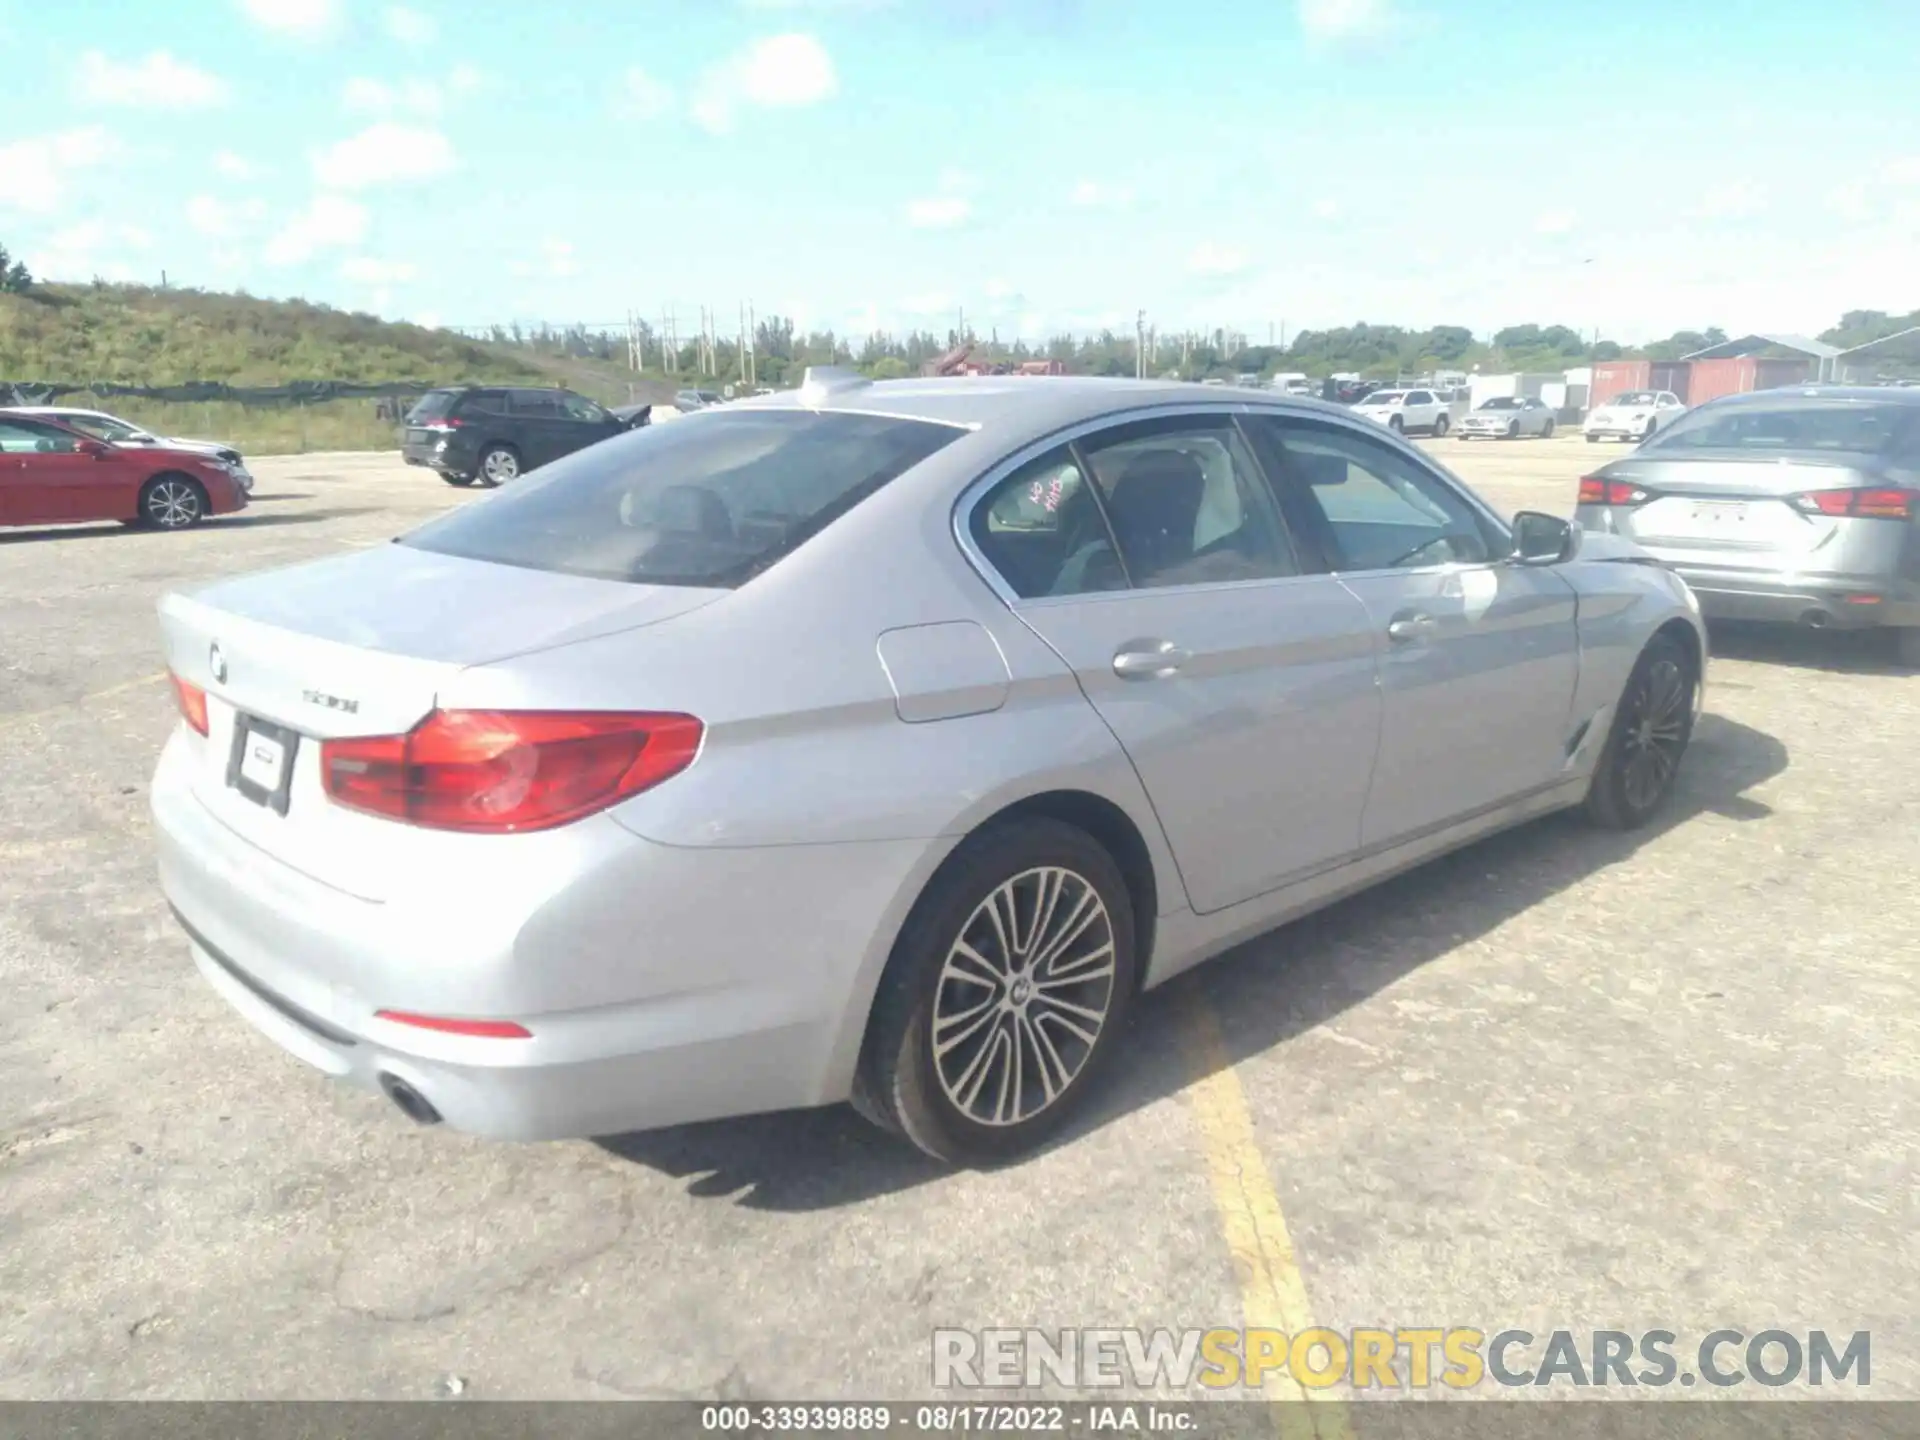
[62,414,143,441]
[511,391,564,418]
[1250,417,1499,572]
[1480,397,1520,410]
[403,409,963,587]
[558,391,611,423]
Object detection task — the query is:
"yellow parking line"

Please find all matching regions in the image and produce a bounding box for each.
[0,670,168,732]
[1182,999,1353,1440]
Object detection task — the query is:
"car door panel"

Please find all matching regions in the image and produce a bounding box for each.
[1248,412,1581,849]
[966,414,1383,916]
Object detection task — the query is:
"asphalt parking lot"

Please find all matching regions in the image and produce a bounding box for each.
[2,435,1915,1402]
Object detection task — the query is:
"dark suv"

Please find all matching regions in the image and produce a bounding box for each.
[401,386,637,487]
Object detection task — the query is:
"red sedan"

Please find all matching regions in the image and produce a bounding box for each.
[0,409,249,531]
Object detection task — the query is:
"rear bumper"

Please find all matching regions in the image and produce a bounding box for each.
[1665,565,1920,629]
[150,731,940,1141]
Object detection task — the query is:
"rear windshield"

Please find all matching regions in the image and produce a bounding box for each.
[1648,402,1919,458]
[400,409,965,587]
[406,390,460,423]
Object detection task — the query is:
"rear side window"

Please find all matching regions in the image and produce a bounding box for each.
[407,390,460,423]
[1650,403,1916,457]
[462,390,509,415]
[0,419,81,453]
[511,391,564,418]
[401,410,964,587]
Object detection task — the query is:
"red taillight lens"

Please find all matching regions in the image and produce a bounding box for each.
[170,671,209,735]
[320,710,704,832]
[423,418,464,431]
[1578,476,1649,506]
[1790,486,1915,520]
[374,1010,532,1039]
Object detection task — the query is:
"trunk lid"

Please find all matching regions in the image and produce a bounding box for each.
[1601,454,1869,562]
[157,544,724,900]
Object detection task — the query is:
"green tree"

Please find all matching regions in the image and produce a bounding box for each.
[0,241,32,294]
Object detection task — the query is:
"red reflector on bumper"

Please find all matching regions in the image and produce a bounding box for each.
[375,1010,532,1039]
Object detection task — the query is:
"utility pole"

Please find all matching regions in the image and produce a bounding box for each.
[748,304,758,387]
[1136,310,1147,379]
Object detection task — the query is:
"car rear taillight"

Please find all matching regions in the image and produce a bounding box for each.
[421,418,464,431]
[1577,476,1650,506]
[374,1010,532,1039]
[170,671,209,735]
[320,709,704,833]
[1789,486,1915,520]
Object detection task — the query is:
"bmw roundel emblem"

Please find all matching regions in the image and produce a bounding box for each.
[209,643,228,685]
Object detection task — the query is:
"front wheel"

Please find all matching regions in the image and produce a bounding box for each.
[440,471,476,487]
[1387,415,1404,433]
[1542,419,1556,438]
[1506,420,1520,439]
[1584,632,1696,830]
[1585,432,1600,444]
[138,474,208,530]
[857,819,1139,1165]
[1432,414,1450,436]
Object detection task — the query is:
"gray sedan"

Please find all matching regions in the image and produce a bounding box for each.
[1575,386,1920,666]
[151,373,1705,1163]
[1457,395,1557,440]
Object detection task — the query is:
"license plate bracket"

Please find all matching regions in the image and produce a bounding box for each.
[226,714,300,816]
[1689,500,1751,523]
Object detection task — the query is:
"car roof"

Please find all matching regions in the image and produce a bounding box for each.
[728,375,1376,436]
[8,404,107,417]
[1700,384,1920,408]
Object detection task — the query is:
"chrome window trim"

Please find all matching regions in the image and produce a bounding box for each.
[950,396,1523,602]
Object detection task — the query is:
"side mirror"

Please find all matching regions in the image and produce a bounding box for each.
[1511,510,1580,565]
[628,406,651,429]
[78,438,112,459]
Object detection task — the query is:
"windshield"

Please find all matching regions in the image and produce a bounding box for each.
[1647,402,1918,458]
[63,414,146,441]
[1478,397,1521,410]
[406,390,460,423]
[1611,391,1658,407]
[401,409,965,587]
[1364,392,1406,406]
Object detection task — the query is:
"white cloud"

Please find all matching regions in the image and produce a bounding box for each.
[901,291,953,316]
[1188,242,1249,277]
[691,32,837,135]
[342,77,443,116]
[23,220,152,281]
[237,0,338,36]
[449,64,485,95]
[1311,198,1340,219]
[312,123,455,189]
[510,238,578,278]
[1689,182,1766,221]
[74,50,229,109]
[263,193,368,265]
[215,150,260,180]
[906,194,970,229]
[186,194,268,236]
[0,126,120,214]
[342,255,418,283]
[983,278,1013,300]
[383,5,436,43]
[1533,209,1576,235]
[618,67,674,120]
[1297,0,1391,41]
[1070,178,1135,208]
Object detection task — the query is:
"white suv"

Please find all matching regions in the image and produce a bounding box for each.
[1352,387,1452,436]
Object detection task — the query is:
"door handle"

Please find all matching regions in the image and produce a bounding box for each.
[1386,613,1436,644]
[1112,640,1190,679]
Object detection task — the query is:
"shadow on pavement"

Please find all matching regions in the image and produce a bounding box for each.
[1707,619,1912,677]
[598,712,1788,1209]
[0,509,376,544]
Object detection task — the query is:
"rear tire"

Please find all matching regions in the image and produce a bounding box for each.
[1584,632,1696,830]
[858,818,1139,1165]
[1433,414,1450,436]
[137,474,208,530]
[440,471,476,487]
[476,445,521,488]
[1542,419,1556,438]
[1388,415,1404,433]
[1585,432,1600,444]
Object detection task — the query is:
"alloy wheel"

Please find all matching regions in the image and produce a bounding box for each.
[1619,656,1690,811]
[146,480,202,528]
[482,448,519,483]
[931,866,1117,1127]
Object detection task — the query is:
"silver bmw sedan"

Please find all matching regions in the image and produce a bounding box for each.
[152,371,1706,1163]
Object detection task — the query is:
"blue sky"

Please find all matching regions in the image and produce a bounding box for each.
[6,0,1919,346]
